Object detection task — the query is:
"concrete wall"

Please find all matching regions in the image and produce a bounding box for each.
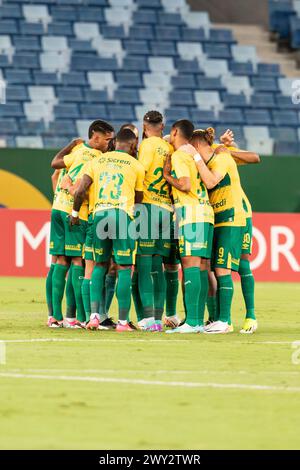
[188,0,269,27]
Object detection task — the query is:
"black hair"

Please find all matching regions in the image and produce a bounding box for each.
[88,120,114,139]
[143,110,163,125]
[172,119,194,140]
[116,127,137,143]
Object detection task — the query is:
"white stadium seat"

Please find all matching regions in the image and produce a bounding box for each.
[42,36,68,52]
[40,52,70,73]
[162,0,190,13]
[143,73,172,90]
[202,59,229,77]
[148,57,175,74]
[139,89,169,107]
[222,75,252,98]
[92,38,125,66]
[244,126,274,154]
[74,23,100,40]
[87,72,117,99]
[105,8,133,33]
[24,102,54,123]
[278,78,296,96]
[177,42,204,60]
[194,91,223,111]
[28,86,56,103]
[76,120,92,139]
[23,5,51,28]
[183,11,211,36]
[108,0,136,9]
[16,136,43,149]
[0,36,14,62]
[232,45,258,66]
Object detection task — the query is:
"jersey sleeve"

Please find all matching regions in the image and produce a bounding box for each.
[135,162,145,192]
[172,152,190,179]
[138,139,154,171]
[63,152,76,169]
[83,161,94,182]
[209,152,230,179]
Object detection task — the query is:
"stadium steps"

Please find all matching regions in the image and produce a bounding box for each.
[215,23,299,77]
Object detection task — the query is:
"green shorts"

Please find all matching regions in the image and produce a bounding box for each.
[83,213,94,261]
[137,203,173,258]
[49,209,87,258]
[212,225,244,272]
[241,217,253,255]
[93,208,135,265]
[178,222,214,258]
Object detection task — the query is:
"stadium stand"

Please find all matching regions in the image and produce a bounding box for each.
[0,0,299,154]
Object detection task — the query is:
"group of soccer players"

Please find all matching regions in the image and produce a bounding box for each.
[46,110,260,334]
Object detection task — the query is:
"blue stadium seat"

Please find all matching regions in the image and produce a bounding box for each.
[51,6,78,21]
[61,72,88,86]
[133,10,157,24]
[43,137,71,149]
[136,0,162,8]
[204,43,232,59]
[5,69,33,84]
[129,25,155,40]
[158,12,184,26]
[48,22,74,36]
[219,109,245,125]
[124,56,149,72]
[0,118,19,134]
[270,126,298,142]
[13,52,40,68]
[230,61,255,76]
[190,109,218,123]
[13,36,41,52]
[0,55,10,67]
[276,94,299,109]
[71,55,119,71]
[83,89,109,103]
[172,74,197,89]
[251,77,279,93]
[54,104,80,119]
[175,59,202,74]
[274,141,300,155]
[0,4,23,19]
[0,20,18,35]
[269,0,295,39]
[169,90,195,106]
[165,107,190,122]
[19,22,44,35]
[181,28,206,42]
[85,0,108,5]
[114,89,141,104]
[257,63,281,77]
[19,120,46,135]
[197,76,225,91]
[115,72,143,88]
[222,92,248,108]
[68,39,96,53]
[78,7,104,22]
[250,93,276,109]
[209,29,235,44]
[155,26,181,41]
[0,103,24,118]
[123,40,150,55]
[101,25,126,39]
[46,120,77,136]
[245,110,273,125]
[272,110,299,127]
[215,125,245,143]
[6,86,28,101]
[150,41,177,56]
[108,105,136,121]
[56,87,84,102]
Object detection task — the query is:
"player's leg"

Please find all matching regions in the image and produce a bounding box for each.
[71,256,86,327]
[239,217,257,334]
[52,255,69,326]
[81,214,95,323]
[46,255,57,318]
[65,263,77,327]
[199,258,209,328]
[151,255,166,331]
[207,267,217,323]
[164,264,180,327]
[131,268,144,323]
[98,259,117,329]
[115,264,134,332]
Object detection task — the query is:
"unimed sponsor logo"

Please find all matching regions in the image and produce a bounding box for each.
[0,209,299,281]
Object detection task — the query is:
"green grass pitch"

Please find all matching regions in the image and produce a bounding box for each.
[0,277,299,450]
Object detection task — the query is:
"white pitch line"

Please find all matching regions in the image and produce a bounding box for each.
[0,371,300,393]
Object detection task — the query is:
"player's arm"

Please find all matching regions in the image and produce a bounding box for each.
[51,138,83,169]
[163,155,191,192]
[219,129,260,165]
[135,163,145,204]
[51,170,60,192]
[70,174,93,225]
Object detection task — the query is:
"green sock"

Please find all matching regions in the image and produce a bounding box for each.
[98,286,105,317]
[52,264,68,321]
[199,270,208,326]
[217,275,234,324]
[137,256,154,319]
[105,273,116,314]
[116,268,132,322]
[183,267,201,327]
[46,263,55,316]
[90,265,107,314]
[207,296,217,322]
[65,264,76,319]
[239,259,256,320]
[132,271,144,322]
[165,270,179,317]
[81,278,91,323]
[72,265,85,323]
[152,256,166,321]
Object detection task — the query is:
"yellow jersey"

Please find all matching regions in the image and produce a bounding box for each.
[84,150,145,218]
[138,136,174,211]
[52,143,101,221]
[207,150,246,227]
[171,150,214,226]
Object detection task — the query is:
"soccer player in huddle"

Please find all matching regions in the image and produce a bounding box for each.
[163,120,214,333]
[48,120,114,328]
[70,128,145,331]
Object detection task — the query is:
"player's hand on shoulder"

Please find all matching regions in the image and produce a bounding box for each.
[220,129,234,147]
[214,144,231,155]
[67,138,84,152]
[179,143,197,156]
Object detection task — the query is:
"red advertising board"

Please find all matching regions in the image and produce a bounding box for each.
[0,209,299,281]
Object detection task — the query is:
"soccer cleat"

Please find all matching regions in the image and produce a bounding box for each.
[164,315,181,329]
[204,320,229,334]
[99,317,117,330]
[73,321,86,329]
[116,322,134,332]
[165,323,200,334]
[47,316,63,328]
[64,319,78,328]
[240,319,258,334]
[87,315,100,330]
[154,321,163,332]
[127,321,138,330]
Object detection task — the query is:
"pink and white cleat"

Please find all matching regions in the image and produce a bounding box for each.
[87,315,100,330]
[116,322,134,332]
[47,316,63,328]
